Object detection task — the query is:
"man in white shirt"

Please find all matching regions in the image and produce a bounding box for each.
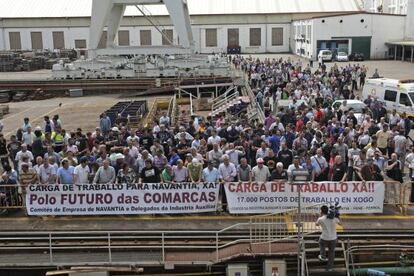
[207,129,221,145]
[218,155,237,182]
[311,148,329,182]
[394,130,407,170]
[15,144,34,170]
[251,158,270,182]
[225,143,245,167]
[287,156,304,180]
[38,158,57,184]
[316,205,341,271]
[74,157,91,184]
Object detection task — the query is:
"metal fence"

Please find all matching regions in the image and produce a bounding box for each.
[0,204,317,266]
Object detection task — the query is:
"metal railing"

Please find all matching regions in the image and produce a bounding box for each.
[211,86,238,112]
[0,204,313,266]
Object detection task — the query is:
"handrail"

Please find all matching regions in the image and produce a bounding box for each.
[211,91,239,112]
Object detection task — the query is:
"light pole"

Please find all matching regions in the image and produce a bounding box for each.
[290,169,311,276]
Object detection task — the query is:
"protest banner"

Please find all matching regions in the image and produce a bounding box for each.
[224,181,384,214]
[26,182,220,216]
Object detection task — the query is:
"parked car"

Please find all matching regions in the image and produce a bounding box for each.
[348,52,365,61]
[332,100,371,121]
[336,52,349,62]
[318,50,333,62]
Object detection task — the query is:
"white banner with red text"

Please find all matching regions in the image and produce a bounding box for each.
[224,181,384,214]
[26,183,220,216]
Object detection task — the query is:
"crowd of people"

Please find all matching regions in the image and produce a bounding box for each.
[0,55,413,209]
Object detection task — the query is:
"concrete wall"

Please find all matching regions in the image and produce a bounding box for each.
[293,13,405,60]
[0,23,291,54]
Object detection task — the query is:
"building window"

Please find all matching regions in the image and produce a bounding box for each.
[249,28,261,46]
[227,28,239,47]
[98,31,107,49]
[162,29,173,45]
[31,32,43,50]
[271,28,283,46]
[307,25,311,41]
[118,30,130,46]
[140,30,152,46]
[9,32,21,50]
[205,29,217,47]
[74,39,87,49]
[52,31,65,50]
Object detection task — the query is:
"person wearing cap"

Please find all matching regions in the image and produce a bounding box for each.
[202,161,221,183]
[218,155,237,182]
[271,162,287,181]
[74,156,90,184]
[252,158,271,182]
[188,158,203,183]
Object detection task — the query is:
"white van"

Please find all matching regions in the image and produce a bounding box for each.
[362,78,414,118]
[318,50,333,62]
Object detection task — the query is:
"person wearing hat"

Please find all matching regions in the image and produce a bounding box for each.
[74,156,90,184]
[202,161,221,183]
[252,158,270,182]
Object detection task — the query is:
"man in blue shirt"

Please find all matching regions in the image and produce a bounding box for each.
[168,148,181,166]
[268,129,281,154]
[57,160,75,184]
[202,161,221,183]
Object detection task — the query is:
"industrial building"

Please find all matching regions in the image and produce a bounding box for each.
[0,0,412,61]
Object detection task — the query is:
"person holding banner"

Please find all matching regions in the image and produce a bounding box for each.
[93,159,116,184]
[139,159,161,184]
[202,161,221,183]
[252,158,270,182]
